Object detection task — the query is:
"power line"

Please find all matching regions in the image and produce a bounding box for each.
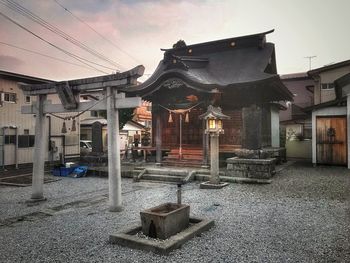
[0,11,109,74]
[0,0,125,70]
[0,41,102,71]
[53,0,141,65]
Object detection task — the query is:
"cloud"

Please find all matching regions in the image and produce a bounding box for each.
[0,55,24,71]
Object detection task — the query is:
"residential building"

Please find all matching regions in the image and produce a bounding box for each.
[0,70,80,167]
[307,60,350,167]
[280,72,315,160]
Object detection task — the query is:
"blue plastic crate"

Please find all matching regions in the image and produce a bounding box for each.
[51,166,76,177]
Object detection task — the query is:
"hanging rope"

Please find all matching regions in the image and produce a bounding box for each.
[45,92,113,121]
[159,102,202,114]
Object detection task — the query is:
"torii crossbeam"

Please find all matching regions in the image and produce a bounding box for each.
[20,65,144,212]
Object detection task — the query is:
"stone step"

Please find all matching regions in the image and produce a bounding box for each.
[142,174,185,182]
[169,149,202,154]
[194,174,271,184]
[165,154,203,160]
[138,179,180,185]
[162,160,203,168]
[145,168,188,176]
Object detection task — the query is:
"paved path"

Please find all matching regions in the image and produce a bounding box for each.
[0,162,349,262]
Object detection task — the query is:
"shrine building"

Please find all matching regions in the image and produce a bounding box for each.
[125,30,293,166]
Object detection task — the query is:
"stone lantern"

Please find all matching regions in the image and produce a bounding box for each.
[199,105,230,189]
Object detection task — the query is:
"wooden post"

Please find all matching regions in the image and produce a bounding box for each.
[155,105,162,165]
[29,94,48,201]
[107,87,123,212]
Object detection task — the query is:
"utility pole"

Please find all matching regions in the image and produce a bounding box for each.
[304,56,317,70]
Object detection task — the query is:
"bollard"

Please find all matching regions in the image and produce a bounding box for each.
[177,183,182,205]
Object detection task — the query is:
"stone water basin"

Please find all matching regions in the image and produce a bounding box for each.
[140,202,190,240]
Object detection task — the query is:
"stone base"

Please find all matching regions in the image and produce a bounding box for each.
[25,197,47,204]
[109,205,124,212]
[226,157,276,179]
[109,217,214,254]
[199,181,229,189]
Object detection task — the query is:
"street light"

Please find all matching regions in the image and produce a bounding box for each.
[199,105,230,189]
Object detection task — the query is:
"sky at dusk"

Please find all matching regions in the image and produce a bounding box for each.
[0,0,349,81]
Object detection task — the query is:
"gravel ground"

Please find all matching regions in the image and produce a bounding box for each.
[0,162,349,263]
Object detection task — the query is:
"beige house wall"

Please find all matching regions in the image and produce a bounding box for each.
[314,65,350,104]
[0,78,80,165]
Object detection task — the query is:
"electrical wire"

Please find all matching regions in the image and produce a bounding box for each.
[0,11,110,74]
[0,41,103,71]
[52,0,141,65]
[0,0,124,70]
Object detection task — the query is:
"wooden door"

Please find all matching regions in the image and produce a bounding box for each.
[316,116,347,165]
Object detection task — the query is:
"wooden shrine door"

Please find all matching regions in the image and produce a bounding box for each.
[316,116,347,165]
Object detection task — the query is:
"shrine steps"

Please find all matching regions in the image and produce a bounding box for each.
[163,148,204,167]
[133,167,189,184]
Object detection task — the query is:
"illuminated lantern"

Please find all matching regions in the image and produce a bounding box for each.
[199,105,229,134]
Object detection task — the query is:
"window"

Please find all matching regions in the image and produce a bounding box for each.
[25,96,31,104]
[24,129,29,135]
[3,92,17,103]
[18,135,35,148]
[91,111,98,117]
[4,135,16,144]
[321,83,334,90]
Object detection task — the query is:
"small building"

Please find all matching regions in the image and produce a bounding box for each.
[307,60,350,167]
[80,117,146,151]
[0,70,81,167]
[125,30,293,166]
[280,72,315,160]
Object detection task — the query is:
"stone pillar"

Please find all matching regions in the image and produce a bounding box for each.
[202,119,209,167]
[242,104,262,149]
[155,106,162,165]
[107,87,122,212]
[91,121,103,153]
[347,95,350,169]
[210,133,220,184]
[30,94,48,201]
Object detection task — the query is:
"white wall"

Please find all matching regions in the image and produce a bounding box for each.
[270,106,280,147]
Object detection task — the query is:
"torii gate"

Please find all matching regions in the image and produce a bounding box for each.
[20,65,144,212]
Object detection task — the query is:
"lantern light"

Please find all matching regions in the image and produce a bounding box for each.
[199,105,230,134]
[217,120,222,129]
[209,119,216,129]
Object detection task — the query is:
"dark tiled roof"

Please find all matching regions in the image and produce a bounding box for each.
[308,60,350,76]
[124,30,293,102]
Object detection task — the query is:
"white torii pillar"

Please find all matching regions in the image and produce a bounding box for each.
[107,87,122,212]
[28,94,48,202]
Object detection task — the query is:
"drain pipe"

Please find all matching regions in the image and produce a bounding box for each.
[2,126,6,170]
[15,126,18,169]
[177,183,182,205]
